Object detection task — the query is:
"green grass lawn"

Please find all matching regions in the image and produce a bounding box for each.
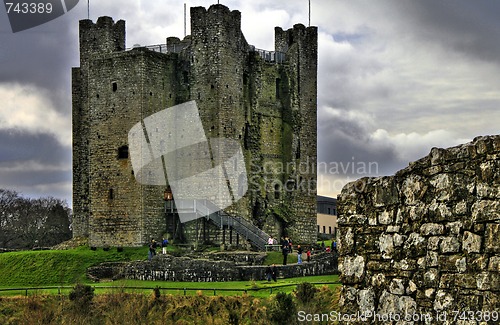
[0,246,339,298]
[318,239,334,249]
[263,251,298,265]
[0,246,147,287]
[94,275,339,298]
[0,275,339,298]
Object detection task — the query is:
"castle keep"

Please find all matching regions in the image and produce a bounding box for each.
[72,4,317,248]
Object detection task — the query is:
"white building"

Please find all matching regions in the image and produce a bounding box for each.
[317,195,337,240]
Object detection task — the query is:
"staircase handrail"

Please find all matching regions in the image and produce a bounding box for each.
[198,200,268,240]
[172,199,269,250]
[194,199,269,250]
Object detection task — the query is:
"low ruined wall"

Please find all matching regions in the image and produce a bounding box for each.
[239,253,337,281]
[87,251,337,282]
[337,135,499,324]
[201,251,267,265]
[123,256,241,282]
[86,262,128,282]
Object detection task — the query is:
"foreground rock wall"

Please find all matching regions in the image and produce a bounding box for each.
[337,135,499,324]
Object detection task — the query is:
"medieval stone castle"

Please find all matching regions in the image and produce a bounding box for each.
[72,4,317,248]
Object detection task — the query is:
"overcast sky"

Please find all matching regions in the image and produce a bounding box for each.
[1,0,499,207]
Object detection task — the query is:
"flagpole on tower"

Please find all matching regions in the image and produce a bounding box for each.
[308,0,311,27]
[87,0,90,19]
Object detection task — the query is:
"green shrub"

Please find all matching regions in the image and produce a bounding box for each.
[153,286,161,300]
[229,309,239,325]
[268,292,296,324]
[69,283,94,311]
[295,282,317,304]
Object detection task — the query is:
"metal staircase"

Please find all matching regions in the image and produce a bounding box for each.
[173,199,269,251]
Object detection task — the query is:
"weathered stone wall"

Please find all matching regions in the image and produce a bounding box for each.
[72,17,126,239]
[200,251,267,265]
[72,4,317,247]
[87,251,337,282]
[277,24,318,244]
[337,135,500,324]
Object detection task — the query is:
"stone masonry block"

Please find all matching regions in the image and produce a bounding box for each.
[378,233,394,259]
[378,210,393,225]
[420,223,445,236]
[440,236,461,254]
[485,223,500,253]
[472,200,500,222]
[488,256,500,272]
[389,278,405,295]
[476,272,500,291]
[340,255,365,284]
[462,231,481,254]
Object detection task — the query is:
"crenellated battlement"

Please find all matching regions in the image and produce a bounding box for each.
[190,4,242,36]
[78,16,125,65]
[275,24,317,53]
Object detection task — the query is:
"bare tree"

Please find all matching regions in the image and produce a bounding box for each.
[0,189,71,249]
[0,189,20,247]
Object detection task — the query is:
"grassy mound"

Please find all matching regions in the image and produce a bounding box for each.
[0,246,146,287]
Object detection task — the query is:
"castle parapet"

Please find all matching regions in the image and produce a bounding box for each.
[275,24,317,53]
[191,4,242,37]
[79,16,125,64]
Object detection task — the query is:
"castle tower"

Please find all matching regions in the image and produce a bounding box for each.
[72,17,125,239]
[72,5,317,247]
[274,24,318,242]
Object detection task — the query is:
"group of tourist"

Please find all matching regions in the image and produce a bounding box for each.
[264,236,338,282]
[148,237,169,260]
[269,236,337,266]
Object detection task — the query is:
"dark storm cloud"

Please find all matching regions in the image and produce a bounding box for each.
[0,164,71,187]
[0,129,71,166]
[318,109,401,178]
[1,0,499,202]
[0,6,81,203]
[315,0,500,198]
[0,129,71,200]
[0,7,80,114]
[392,0,500,64]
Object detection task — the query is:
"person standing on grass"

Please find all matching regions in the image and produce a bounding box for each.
[266,264,278,282]
[267,236,274,251]
[148,239,156,261]
[282,237,290,265]
[151,239,158,256]
[306,247,311,263]
[265,265,273,281]
[162,237,169,254]
[297,244,303,264]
